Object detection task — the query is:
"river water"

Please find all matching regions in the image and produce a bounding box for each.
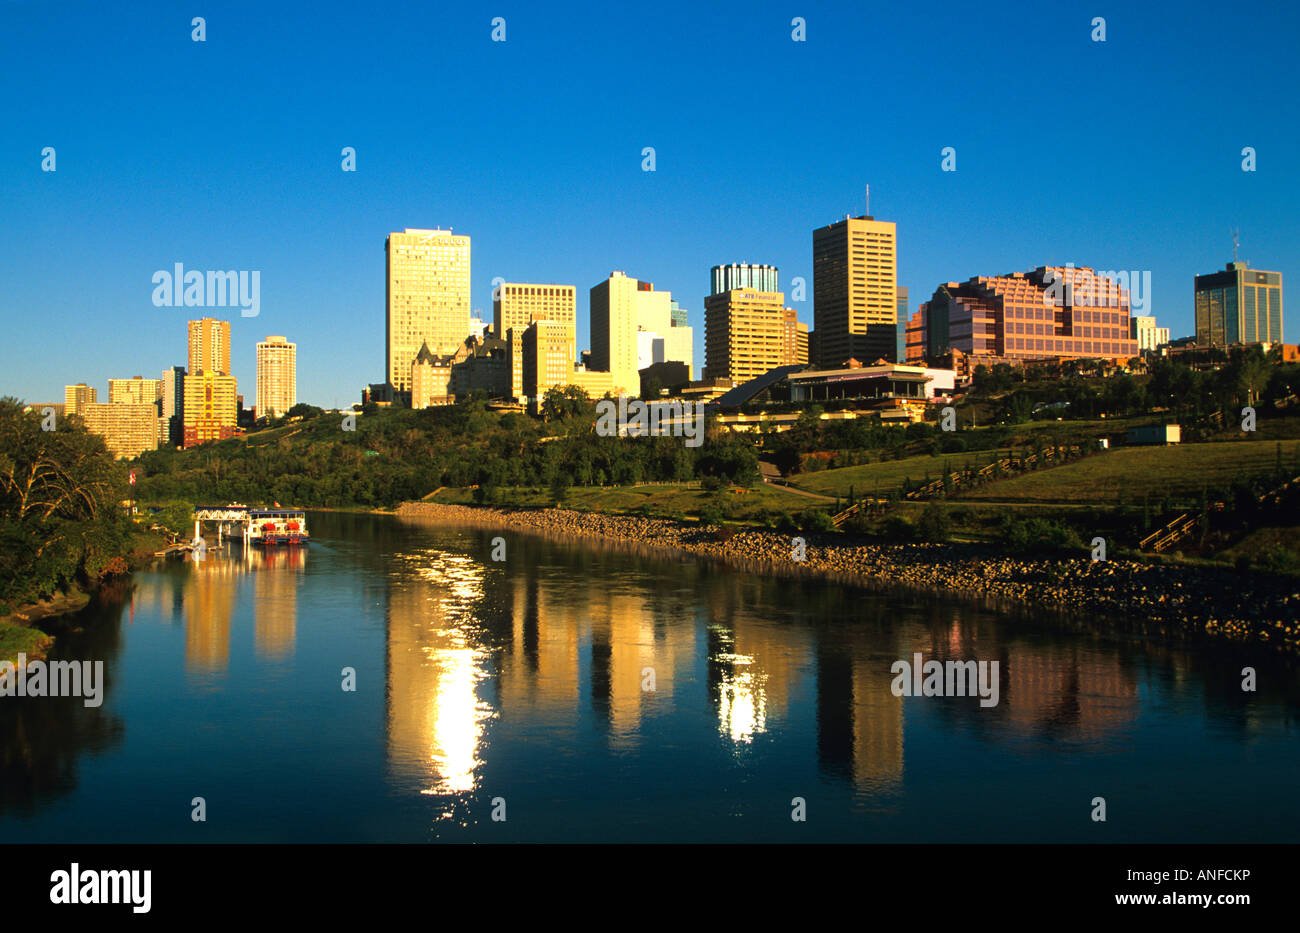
[2,511,1297,843]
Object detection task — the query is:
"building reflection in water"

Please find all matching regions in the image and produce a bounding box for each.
[129,544,308,674]
[385,550,493,800]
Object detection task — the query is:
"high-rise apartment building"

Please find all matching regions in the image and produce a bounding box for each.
[711,263,779,296]
[813,214,898,367]
[1194,260,1283,346]
[182,372,239,447]
[386,228,471,393]
[188,317,232,375]
[256,335,297,419]
[81,403,159,459]
[906,266,1139,364]
[1130,316,1170,352]
[108,376,163,407]
[494,283,576,402]
[64,383,97,416]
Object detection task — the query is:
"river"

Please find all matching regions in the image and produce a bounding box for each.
[2,510,1297,843]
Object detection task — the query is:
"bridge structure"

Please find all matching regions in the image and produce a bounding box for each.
[193,504,251,545]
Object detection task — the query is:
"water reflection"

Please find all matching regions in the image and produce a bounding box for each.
[386,549,493,798]
[2,512,1296,841]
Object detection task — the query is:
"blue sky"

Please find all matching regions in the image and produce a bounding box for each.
[2,0,1298,407]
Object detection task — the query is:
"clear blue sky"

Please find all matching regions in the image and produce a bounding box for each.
[2,0,1297,407]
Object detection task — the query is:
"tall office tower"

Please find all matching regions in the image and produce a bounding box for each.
[703,287,792,382]
[1130,316,1170,352]
[64,383,97,416]
[386,228,471,393]
[182,372,239,447]
[710,263,779,296]
[813,214,898,367]
[188,317,232,375]
[1194,260,1283,346]
[523,321,574,401]
[910,266,1139,364]
[256,335,297,419]
[894,287,909,364]
[494,283,577,401]
[108,376,163,407]
[80,403,159,459]
[160,366,186,447]
[590,271,681,396]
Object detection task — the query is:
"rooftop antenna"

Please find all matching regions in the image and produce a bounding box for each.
[864,184,870,217]
[1232,228,1240,262]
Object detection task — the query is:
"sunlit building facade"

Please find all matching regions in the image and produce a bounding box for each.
[386,228,471,393]
[256,335,297,419]
[1194,260,1283,346]
[188,317,231,376]
[813,215,898,367]
[907,266,1139,365]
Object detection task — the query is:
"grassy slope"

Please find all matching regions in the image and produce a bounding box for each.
[958,440,1291,504]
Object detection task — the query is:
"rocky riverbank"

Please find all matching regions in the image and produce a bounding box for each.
[395,501,1300,656]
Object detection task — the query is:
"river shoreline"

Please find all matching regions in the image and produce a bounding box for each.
[393,501,1300,657]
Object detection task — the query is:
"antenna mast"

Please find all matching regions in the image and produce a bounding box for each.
[1232,228,1240,263]
[865,184,870,217]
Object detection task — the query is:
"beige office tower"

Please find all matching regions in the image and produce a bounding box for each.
[703,288,796,382]
[494,283,576,401]
[813,214,898,367]
[64,383,97,416]
[108,376,163,407]
[256,335,297,418]
[590,271,681,396]
[188,317,232,375]
[523,321,575,401]
[386,228,471,393]
[80,403,160,459]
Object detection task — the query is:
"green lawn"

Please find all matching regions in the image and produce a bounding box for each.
[958,440,1295,505]
[788,449,1018,498]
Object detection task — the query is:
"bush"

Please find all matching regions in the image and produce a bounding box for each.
[797,509,836,533]
[998,514,1084,553]
[917,503,950,542]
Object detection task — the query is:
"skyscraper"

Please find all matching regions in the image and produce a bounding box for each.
[1194,260,1283,346]
[589,272,690,396]
[183,372,238,447]
[256,335,297,419]
[494,283,576,401]
[813,214,898,367]
[161,366,185,447]
[386,228,471,393]
[704,264,806,382]
[710,263,779,296]
[188,317,232,375]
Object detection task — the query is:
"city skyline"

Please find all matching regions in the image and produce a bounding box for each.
[3,0,1297,406]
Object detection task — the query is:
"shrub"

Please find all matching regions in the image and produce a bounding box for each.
[917,503,950,542]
